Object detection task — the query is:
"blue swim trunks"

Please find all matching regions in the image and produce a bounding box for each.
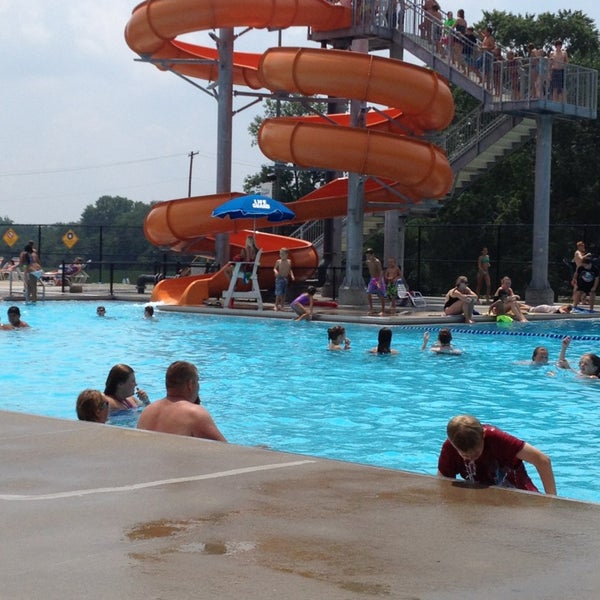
[275,275,288,297]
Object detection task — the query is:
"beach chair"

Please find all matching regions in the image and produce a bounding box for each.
[397,280,427,308]
[222,249,263,310]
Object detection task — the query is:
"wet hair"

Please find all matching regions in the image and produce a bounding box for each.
[165,361,198,389]
[76,389,107,422]
[447,415,484,452]
[307,286,317,295]
[144,305,154,317]
[328,325,346,342]
[104,364,134,396]
[7,306,20,316]
[582,353,600,375]
[532,346,548,361]
[438,328,452,346]
[376,327,393,354]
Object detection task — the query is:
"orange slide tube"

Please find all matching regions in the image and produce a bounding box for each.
[125,0,454,306]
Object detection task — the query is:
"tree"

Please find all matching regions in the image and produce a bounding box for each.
[245,98,340,202]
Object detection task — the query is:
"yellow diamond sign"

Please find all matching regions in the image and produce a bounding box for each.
[3,228,18,247]
[62,229,79,249]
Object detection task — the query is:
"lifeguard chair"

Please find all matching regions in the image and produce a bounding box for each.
[222,249,263,310]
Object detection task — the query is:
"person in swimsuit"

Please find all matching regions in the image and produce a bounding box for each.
[76,389,109,423]
[290,286,317,321]
[421,328,462,355]
[369,327,398,355]
[557,336,600,378]
[384,257,402,314]
[104,364,150,412]
[443,276,478,324]
[488,276,528,322]
[365,248,386,315]
[328,325,351,350]
[475,247,491,303]
[137,361,226,441]
[273,247,295,311]
[1,306,30,329]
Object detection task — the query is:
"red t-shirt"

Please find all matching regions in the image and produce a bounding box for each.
[438,425,538,492]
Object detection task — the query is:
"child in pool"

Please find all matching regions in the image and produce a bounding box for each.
[327,325,350,350]
[557,336,600,378]
[421,329,462,355]
[369,327,398,354]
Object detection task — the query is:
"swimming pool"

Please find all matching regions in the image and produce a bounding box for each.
[2,301,599,503]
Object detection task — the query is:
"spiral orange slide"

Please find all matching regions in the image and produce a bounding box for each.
[125,0,454,305]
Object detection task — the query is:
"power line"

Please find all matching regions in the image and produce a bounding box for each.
[0,152,197,178]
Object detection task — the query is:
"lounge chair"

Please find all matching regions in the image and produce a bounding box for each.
[47,260,91,286]
[397,279,427,308]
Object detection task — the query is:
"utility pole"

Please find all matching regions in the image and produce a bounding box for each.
[187,150,199,197]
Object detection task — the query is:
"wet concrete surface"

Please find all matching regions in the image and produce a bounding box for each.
[2,412,600,599]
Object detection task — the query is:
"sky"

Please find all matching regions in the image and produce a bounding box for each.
[1,1,598,224]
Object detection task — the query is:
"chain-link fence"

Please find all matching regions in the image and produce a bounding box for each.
[2,223,597,300]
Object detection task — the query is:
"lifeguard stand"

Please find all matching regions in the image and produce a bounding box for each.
[222,250,263,310]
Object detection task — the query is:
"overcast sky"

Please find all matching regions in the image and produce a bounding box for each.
[1,1,598,224]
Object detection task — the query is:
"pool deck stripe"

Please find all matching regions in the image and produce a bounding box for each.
[0,460,316,501]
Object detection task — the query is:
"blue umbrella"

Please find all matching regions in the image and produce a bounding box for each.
[212,194,295,232]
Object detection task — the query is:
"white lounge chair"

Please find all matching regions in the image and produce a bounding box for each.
[397,280,426,308]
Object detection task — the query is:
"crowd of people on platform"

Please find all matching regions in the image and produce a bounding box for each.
[417,2,569,101]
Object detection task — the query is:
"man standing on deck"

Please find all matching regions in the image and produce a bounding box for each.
[137,361,226,442]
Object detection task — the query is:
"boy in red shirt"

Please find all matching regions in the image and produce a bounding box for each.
[438,415,556,495]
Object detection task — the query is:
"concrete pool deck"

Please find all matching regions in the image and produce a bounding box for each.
[3,410,600,600]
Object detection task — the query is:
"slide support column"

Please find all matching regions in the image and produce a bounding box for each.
[215,28,234,269]
[525,114,555,305]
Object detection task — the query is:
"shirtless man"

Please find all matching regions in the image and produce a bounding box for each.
[1,306,30,329]
[137,361,227,441]
[550,39,568,101]
[365,248,386,315]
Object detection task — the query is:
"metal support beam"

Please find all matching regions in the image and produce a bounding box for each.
[215,28,234,269]
[526,114,555,305]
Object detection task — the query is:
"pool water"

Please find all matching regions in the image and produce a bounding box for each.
[2,302,599,503]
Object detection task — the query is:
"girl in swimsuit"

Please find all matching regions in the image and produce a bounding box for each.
[475,247,491,303]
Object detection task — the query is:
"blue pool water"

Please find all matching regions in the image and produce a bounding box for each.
[2,301,599,503]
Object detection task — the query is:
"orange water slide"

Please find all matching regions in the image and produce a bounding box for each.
[125,0,454,305]
[149,229,318,305]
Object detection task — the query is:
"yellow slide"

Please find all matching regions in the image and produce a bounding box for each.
[125,0,454,305]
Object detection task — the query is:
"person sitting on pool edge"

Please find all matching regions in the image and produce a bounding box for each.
[290,286,317,321]
[104,364,150,411]
[1,306,30,329]
[438,414,556,495]
[421,328,462,355]
[76,389,109,424]
[328,325,350,350]
[137,361,227,441]
[369,327,398,354]
[443,276,478,324]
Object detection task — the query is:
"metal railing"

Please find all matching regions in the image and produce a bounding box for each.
[402,0,597,115]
